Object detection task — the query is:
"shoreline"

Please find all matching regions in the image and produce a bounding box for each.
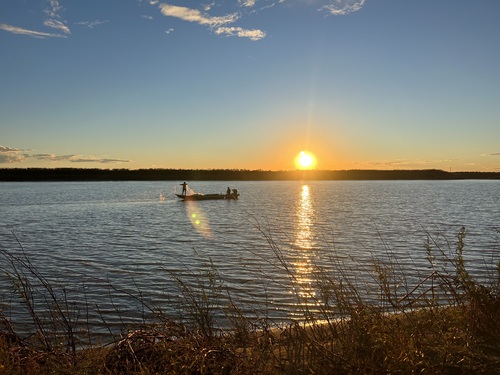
[1,167,500,182]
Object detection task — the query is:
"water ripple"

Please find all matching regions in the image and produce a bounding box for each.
[0,180,499,337]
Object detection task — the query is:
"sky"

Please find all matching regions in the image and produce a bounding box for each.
[1,0,499,172]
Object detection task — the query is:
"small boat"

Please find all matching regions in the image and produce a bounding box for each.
[176,193,239,201]
[176,183,239,201]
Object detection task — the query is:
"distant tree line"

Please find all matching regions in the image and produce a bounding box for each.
[1,168,499,181]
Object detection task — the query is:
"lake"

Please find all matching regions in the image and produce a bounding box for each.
[1,180,499,339]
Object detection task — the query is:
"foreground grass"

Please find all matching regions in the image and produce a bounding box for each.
[2,303,500,374]
[1,227,500,374]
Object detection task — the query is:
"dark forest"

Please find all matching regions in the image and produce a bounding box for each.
[1,168,499,181]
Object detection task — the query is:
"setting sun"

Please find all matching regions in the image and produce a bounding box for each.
[295,151,317,170]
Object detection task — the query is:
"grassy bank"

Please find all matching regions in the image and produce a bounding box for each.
[1,227,500,374]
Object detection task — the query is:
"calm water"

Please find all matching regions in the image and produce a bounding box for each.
[1,180,499,337]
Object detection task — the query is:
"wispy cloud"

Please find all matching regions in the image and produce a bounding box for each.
[0,146,28,163]
[0,145,131,165]
[483,152,500,156]
[0,0,70,38]
[0,23,67,38]
[159,4,239,27]
[0,154,26,163]
[239,0,257,7]
[32,154,131,164]
[356,159,411,168]
[44,0,71,34]
[3,0,365,42]
[70,157,132,164]
[44,19,70,34]
[75,20,110,29]
[158,3,266,40]
[215,26,266,41]
[0,146,25,153]
[32,154,76,162]
[355,158,454,169]
[320,0,366,16]
[203,2,216,12]
[44,0,63,19]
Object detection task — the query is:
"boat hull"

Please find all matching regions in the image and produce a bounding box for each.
[176,193,239,201]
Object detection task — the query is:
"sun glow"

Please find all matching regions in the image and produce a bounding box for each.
[295,151,317,170]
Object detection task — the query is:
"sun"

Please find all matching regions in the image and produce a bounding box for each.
[295,151,317,170]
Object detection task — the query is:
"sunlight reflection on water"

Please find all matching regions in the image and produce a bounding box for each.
[291,185,316,306]
[0,180,498,339]
[295,185,313,251]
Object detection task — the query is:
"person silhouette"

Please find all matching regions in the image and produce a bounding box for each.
[181,182,188,196]
[226,187,231,196]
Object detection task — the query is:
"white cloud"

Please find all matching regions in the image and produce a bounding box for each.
[159,4,239,27]
[320,0,366,16]
[0,23,67,38]
[215,26,266,41]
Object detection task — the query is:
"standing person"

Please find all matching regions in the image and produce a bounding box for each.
[226,187,231,196]
[181,182,188,196]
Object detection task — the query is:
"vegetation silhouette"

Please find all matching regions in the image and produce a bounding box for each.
[1,168,499,181]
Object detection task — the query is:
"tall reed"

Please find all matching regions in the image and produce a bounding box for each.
[1,226,499,374]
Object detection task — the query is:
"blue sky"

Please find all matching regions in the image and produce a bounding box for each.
[1,0,499,171]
